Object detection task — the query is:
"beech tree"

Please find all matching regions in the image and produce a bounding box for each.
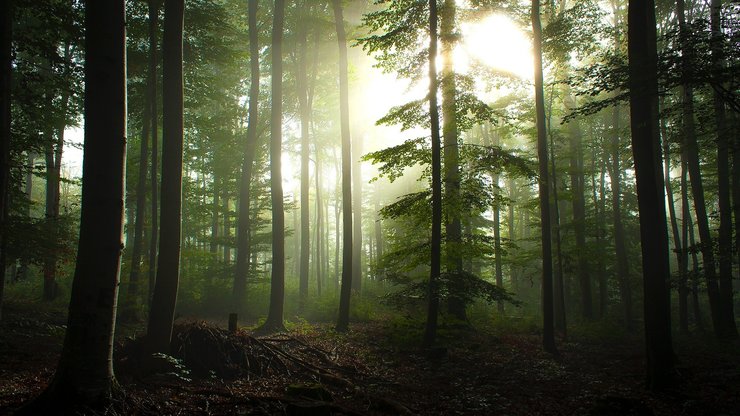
[532,0,557,355]
[233,0,260,313]
[262,0,286,332]
[147,0,185,354]
[335,0,354,332]
[627,0,675,390]
[29,0,126,407]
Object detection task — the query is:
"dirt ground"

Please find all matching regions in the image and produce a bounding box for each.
[0,303,738,415]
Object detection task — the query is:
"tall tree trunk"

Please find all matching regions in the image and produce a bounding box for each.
[591,137,608,317]
[334,146,341,291]
[661,105,687,333]
[609,106,632,330]
[126,61,152,307]
[627,0,675,389]
[548,117,566,335]
[532,0,557,355]
[297,11,310,306]
[441,0,465,321]
[148,0,160,307]
[43,43,70,302]
[233,0,259,313]
[508,178,517,293]
[676,0,723,339]
[423,0,442,347]
[210,178,219,255]
[352,134,363,294]
[566,97,592,319]
[315,153,323,297]
[0,0,11,321]
[334,0,354,332]
[223,196,230,264]
[680,153,692,331]
[147,0,184,353]
[33,1,126,406]
[685,198,704,331]
[263,0,286,332]
[493,174,503,314]
[709,0,737,339]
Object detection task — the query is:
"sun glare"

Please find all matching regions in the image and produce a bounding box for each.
[458,14,533,80]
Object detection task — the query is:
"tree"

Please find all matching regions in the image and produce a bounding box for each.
[627,0,674,390]
[148,0,161,306]
[335,0,354,332]
[709,0,737,340]
[147,0,184,354]
[533,0,557,355]
[422,0,442,347]
[441,0,465,321]
[233,0,259,313]
[0,0,12,321]
[28,0,126,407]
[296,2,311,305]
[262,0,286,332]
[127,0,161,312]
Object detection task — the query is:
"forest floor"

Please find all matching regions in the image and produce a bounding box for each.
[0,302,738,416]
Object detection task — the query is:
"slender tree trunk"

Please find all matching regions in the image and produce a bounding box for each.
[210,178,219,255]
[508,178,517,293]
[440,0,465,321]
[297,12,311,306]
[566,97,592,319]
[676,0,723,339]
[126,62,152,307]
[33,1,126,406]
[334,0,354,332]
[709,0,737,339]
[609,106,632,330]
[493,174,503,314]
[334,146,341,291]
[148,0,160,307]
[532,0,557,355]
[352,135,363,294]
[223,196,230,264]
[316,153,323,297]
[627,0,675,389]
[147,0,184,353]
[685,200,704,331]
[0,0,11,321]
[233,0,259,312]
[591,138,608,317]
[263,0,286,332]
[423,0,442,347]
[680,153,692,331]
[548,120,566,335]
[43,44,70,302]
[661,105,687,333]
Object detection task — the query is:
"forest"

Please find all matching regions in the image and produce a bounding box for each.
[0,0,738,414]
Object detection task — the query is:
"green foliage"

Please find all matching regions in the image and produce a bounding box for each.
[382,269,520,312]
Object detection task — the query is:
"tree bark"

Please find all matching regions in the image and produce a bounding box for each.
[709,0,737,339]
[334,0,354,332]
[352,133,363,294]
[532,0,557,355]
[297,9,311,305]
[440,0,465,321]
[423,0,442,347]
[148,0,161,307]
[0,0,11,321]
[627,0,675,389]
[147,0,184,354]
[566,97,592,319]
[33,0,126,406]
[263,0,286,332]
[233,0,259,313]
